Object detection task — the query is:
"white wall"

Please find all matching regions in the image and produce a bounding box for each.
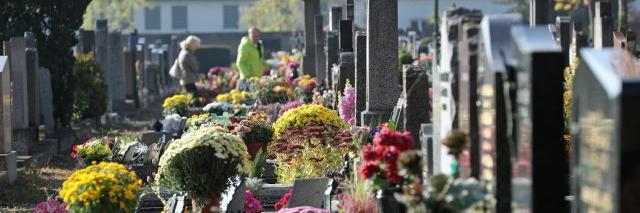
[134,0,252,34]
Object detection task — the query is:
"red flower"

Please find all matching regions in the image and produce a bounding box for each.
[361,144,379,161]
[275,189,293,210]
[359,162,380,179]
[229,116,241,123]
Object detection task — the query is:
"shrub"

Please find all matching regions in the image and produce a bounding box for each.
[72,54,108,123]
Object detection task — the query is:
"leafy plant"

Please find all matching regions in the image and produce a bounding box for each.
[249,149,267,178]
[72,54,108,123]
[233,120,274,144]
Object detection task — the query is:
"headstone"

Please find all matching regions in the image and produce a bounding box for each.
[420,124,435,177]
[361,0,400,127]
[326,32,339,87]
[510,26,568,212]
[0,54,15,184]
[354,32,366,126]
[339,20,353,52]
[140,131,163,146]
[572,48,640,213]
[337,52,354,94]
[330,7,343,32]
[346,0,355,20]
[594,1,613,48]
[402,65,429,147]
[555,17,571,59]
[129,30,140,108]
[95,20,110,111]
[38,68,54,134]
[108,32,126,112]
[477,14,523,213]
[124,49,135,99]
[288,178,331,208]
[137,38,147,107]
[613,31,627,49]
[530,0,551,26]
[314,15,327,83]
[77,29,95,54]
[302,0,321,76]
[24,32,39,128]
[7,38,28,129]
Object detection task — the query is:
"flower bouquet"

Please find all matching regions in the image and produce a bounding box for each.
[33,198,67,213]
[243,191,263,213]
[338,81,355,125]
[71,137,113,166]
[293,74,317,102]
[60,162,142,212]
[162,94,193,116]
[253,76,295,104]
[157,127,250,212]
[272,104,346,138]
[186,113,213,131]
[216,89,255,105]
[230,119,274,160]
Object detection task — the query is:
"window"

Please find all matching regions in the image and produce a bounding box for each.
[172,6,188,30]
[145,7,161,30]
[223,5,239,29]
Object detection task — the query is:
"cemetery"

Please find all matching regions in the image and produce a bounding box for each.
[1,0,640,212]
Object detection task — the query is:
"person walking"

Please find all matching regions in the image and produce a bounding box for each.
[177,35,201,103]
[236,27,270,90]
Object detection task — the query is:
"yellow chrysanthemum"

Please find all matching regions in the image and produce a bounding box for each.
[272,104,346,138]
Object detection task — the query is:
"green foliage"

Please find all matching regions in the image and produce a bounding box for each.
[82,0,151,32]
[399,49,414,65]
[240,120,274,143]
[73,54,108,123]
[0,0,93,129]
[249,149,267,178]
[240,0,303,32]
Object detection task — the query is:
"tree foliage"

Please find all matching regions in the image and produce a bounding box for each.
[73,54,108,123]
[82,0,151,32]
[0,0,93,129]
[240,0,304,32]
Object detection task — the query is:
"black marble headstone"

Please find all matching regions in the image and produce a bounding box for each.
[339,20,353,52]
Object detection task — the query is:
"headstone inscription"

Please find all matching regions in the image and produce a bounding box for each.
[510,26,568,212]
[572,48,640,213]
[477,14,523,213]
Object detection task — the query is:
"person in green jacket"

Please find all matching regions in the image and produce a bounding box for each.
[236,27,270,90]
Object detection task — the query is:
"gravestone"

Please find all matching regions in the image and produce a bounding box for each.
[289,178,331,208]
[420,123,435,177]
[0,54,15,184]
[314,15,327,83]
[129,30,140,108]
[38,68,54,134]
[137,38,148,107]
[76,29,95,54]
[346,0,354,20]
[140,131,164,146]
[594,1,613,48]
[530,0,551,26]
[511,26,568,212]
[7,38,28,130]
[339,20,353,52]
[354,32,366,126]
[361,0,400,127]
[455,14,482,179]
[124,49,135,100]
[302,0,320,76]
[572,48,640,213]
[24,32,39,128]
[326,32,339,87]
[477,14,523,213]
[108,32,126,112]
[402,65,429,147]
[95,20,111,111]
[555,16,571,63]
[330,7,343,32]
[337,52,354,94]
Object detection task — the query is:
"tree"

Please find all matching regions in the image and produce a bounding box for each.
[0,0,93,129]
[82,0,151,32]
[240,0,304,32]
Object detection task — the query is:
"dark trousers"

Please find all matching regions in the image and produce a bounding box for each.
[184,83,200,106]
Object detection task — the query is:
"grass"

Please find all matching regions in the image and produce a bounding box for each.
[0,155,75,212]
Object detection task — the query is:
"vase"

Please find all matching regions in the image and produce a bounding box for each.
[246,142,269,160]
[376,187,407,213]
[191,195,221,213]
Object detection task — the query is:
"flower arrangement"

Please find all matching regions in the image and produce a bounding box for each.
[231,119,273,144]
[338,81,356,125]
[359,124,414,190]
[278,100,306,116]
[186,113,212,130]
[216,89,254,105]
[33,198,67,213]
[157,127,250,207]
[338,180,377,213]
[294,74,317,101]
[274,189,293,210]
[60,162,142,212]
[312,89,335,108]
[162,94,193,116]
[243,191,263,213]
[71,137,113,166]
[252,76,295,104]
[272,104,346,138]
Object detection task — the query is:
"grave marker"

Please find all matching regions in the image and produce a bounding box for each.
[0,54,15,184]
[8,37,28,130]
[339,20,353,52]
[420,124,435,176]
[326,32,339,87]
[314,15,327,83]
[337,52,354,94]
[401,65,429,146]
[330,7,343,32]
[24,32,39,128]
[354,32,366,126]
[38,68,54,134]
[302,0,320,76]
[108,31,126,112]
[594,1,613,48]
[95,20,110,111]
[289,178,331,208]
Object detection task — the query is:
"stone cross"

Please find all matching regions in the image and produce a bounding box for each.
[302,0,320,77]
[354,31,366,126]
[402,65,430,147]
[361,0,400,127]
[330,7,343,32]
[326,32,339,87]
[24,32,39,128]
[0,53,15,184]
[95,19,111,111]
[314,15,327,84]
[108,31,126,112]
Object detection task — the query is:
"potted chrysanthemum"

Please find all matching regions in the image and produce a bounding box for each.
[230,119,273,160]
[157,127,250,212]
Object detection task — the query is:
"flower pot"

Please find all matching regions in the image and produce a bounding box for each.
[376,188,407,213]
[246,142,269,160]
[191,196,221,213]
